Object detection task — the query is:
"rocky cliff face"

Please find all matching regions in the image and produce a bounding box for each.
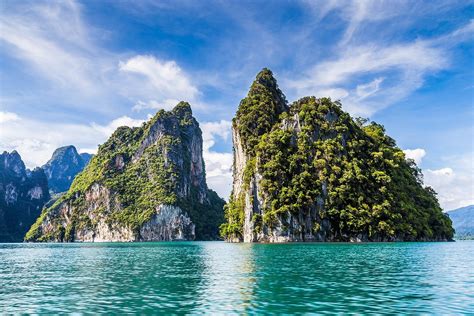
[0,151,50,242]
[42,145,92,193]
[220,69,454,242]
[26,102,224,242]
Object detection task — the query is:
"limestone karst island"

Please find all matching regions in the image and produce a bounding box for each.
[1,1,473,314]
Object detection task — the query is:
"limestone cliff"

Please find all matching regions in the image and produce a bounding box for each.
[220,69,453,242]
[0,151,50,242]
[26,102,224,242]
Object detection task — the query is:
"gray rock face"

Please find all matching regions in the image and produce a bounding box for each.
[232,128,262,242]
[42,145,92,193]
[233,117,333,243]
[139,205,195,241]
[34,184,195,242]
[232,103,368,243]
[0,151,50,242]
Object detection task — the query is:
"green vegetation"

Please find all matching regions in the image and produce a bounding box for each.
[220,70,453,242]
[220,194,245,240]
[234,68,288,156]
[26,102,224,241]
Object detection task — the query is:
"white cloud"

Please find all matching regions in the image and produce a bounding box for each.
[0,1,203,115]
[399,149,473,210]
[356,77,384,99]
[200,120,233,199]
[0,111,20,123]
[287,40,448,116]
[132,99,178,111]
[423,153,474,210]
[316,88,349,100]
[285,5,473,117]
[200,120,232,151]
[0,1,103,96]
[119,55,200,111]
[333,0,406,46]
[0,112,145,168]
[403,148,426,165]
[91,116,145,136]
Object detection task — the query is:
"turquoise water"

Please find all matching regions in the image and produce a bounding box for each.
[1,241,473,314]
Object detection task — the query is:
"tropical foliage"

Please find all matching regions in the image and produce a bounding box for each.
[220,70,453,241]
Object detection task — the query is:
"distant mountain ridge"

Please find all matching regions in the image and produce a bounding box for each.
[0,151,50,242]
[447,205,474,239]
[0,146,92,241]
[42,146,92,193]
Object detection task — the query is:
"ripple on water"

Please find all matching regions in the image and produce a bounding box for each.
[0,241,473,314]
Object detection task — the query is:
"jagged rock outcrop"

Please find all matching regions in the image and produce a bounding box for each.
[26,102,224,242]
[0,151,50,241]
[220,69,454,242]
[42,145,92,193]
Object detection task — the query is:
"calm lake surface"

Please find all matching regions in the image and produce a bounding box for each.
[1,241,473,314]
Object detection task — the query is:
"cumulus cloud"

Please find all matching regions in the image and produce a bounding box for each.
[91,116,146,137]
[423,153,474,211]
[401,148,473,210]
[0,111,20,123]
[200,120,233,199]
[403,148,426,165]
[119,55,201,111]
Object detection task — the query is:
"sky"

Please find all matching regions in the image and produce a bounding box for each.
[0,0,473,210]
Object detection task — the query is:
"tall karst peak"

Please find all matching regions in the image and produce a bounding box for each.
[51,145,78,160]
[221,70,454,243]
[1,150,26,177]
[172,101,193,117]
[26,103,224,242]
[235,68,288,155]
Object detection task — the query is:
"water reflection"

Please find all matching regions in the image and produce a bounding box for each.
[197,242,256,313]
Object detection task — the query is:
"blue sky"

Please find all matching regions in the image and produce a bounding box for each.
[0,0,473,209]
